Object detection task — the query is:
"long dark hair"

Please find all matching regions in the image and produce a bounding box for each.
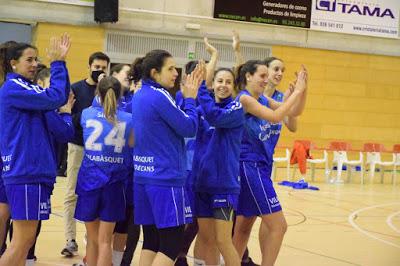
[0,41,35,84]
[138,49,172,80]
[129,57,144,84]
[236,60,266,90]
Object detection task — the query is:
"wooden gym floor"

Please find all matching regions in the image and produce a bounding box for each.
[22,171,400,266]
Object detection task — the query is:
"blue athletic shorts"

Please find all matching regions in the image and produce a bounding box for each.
[134,183,193,229]
[195,192,238,219]
[5,183,52,220]
[186,172,196,217]
[125,180,134,207]
[237,161,282,217]
[75,181,126,222]
[0,180,7,204]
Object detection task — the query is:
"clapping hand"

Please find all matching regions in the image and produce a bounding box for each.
[182,60,206,99]
[294,65,308,94]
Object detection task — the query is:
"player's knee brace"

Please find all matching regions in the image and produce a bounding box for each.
[158,225,185,260]
[142,225,159,253]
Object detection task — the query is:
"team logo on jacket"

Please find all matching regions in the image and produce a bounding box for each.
[1,154,12,172]
[258,122,281,142]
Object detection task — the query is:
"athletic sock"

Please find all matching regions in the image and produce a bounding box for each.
[193,258,206,266]
[112,250,124,266]
[25,259,35,266]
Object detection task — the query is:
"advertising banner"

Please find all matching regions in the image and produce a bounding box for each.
[214,0,312,28]
[310,0,399,38]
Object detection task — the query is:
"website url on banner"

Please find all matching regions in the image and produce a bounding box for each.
[353,25,397,35]
[218,13,246,21]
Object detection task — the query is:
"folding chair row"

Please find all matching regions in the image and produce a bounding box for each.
[272,141,400,185]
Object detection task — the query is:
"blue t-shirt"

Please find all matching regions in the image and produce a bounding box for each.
[264,90,284,162]
[76,106,133,193]
[237,89,273,164]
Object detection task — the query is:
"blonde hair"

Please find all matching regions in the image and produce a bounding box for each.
[103,89,118,124]
[97,76,121,125]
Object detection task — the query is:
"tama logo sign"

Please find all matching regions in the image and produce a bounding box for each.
[311,0,399,38]
[316,0,395,18]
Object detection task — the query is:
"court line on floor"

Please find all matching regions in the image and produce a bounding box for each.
[287,191,400,238]
[286,189,400,197]
[248,227,361,265]
[282,244,361,266]
[287,189,399,212]
[386,211,400,234]
[284,208,307,227]
[348,202,400,249]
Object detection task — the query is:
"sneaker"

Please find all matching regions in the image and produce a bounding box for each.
[72,262,86,266]
[72,256,87,266]
[61,239,78,257]
[175,257,189,266]
[241,257,260,266]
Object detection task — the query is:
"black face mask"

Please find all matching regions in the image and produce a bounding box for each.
[91,70,105,83]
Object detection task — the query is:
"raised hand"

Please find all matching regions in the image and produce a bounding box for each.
[59,92,76,114]
[204,37,217,56]
[46,33,71,62]
[294,65,307,94]
[232,30,240,52]
[59,33,71,61]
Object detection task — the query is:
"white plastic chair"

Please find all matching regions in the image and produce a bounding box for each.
[329,141,364,184]
[290,140,329,182]
[392,144,400,186]
[307,150,329,182]
[272,148,291,181]
[364,143,395,184]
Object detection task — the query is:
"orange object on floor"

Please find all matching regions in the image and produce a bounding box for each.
[290,140,313,175]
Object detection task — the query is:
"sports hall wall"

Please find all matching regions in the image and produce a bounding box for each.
[33,23,105,83]
[2,0,400,155]
[273,46,400,156]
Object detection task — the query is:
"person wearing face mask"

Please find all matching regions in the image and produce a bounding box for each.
[62,51,110,257]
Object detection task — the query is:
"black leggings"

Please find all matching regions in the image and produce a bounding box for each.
[116,206,141,266]
[179,219,198,256]
[142,224,185,261]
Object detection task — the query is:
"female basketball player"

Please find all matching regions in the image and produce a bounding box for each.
[194,66,244,266]
[74,76,134,266]
[0,34,71,266]
[232,60,307,266]
[132,49,203,266]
